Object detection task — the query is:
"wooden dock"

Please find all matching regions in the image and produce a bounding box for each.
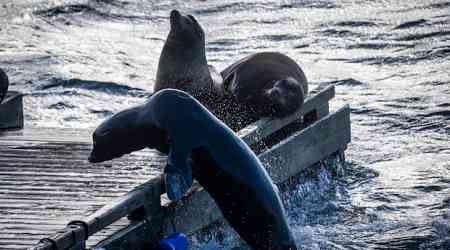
[0,128,165,250]
[0,85,351,250]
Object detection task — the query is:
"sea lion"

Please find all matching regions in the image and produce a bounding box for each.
[221,52,308,119]
[154,9,245,130]
[0,68,9,104]
[89,89,297,250]
[154,10,222,97]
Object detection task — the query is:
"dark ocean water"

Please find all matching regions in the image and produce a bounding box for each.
[1,0,449,249]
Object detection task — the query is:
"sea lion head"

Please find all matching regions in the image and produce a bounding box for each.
[265,77,304,118]
[155,10,213,94]
[168,9,205,49]
[88,106,167,163]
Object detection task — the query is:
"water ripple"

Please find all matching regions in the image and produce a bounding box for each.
[395,30,450,41]
[33,3,159,23]
[394,19,429,30]
[334,20,380,27]
[279,0,340,9]
[39,78,147,96]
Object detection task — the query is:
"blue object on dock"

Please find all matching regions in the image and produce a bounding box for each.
[157,233,189,250]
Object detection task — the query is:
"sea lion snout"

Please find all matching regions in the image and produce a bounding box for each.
[88,106,154,163]
[170,9,181,26]
[265,78,304,117]
[88,148,101,163]
[89,132,119,163]
[89,140,114,163]
[168,9,204,40]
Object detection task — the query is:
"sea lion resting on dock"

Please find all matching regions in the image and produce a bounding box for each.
[221,52,308,119]
[89,89,297,250]
[155,9,308,131]
[0,68,9,104]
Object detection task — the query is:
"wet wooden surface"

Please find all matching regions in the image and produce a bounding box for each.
[0,126,166,250]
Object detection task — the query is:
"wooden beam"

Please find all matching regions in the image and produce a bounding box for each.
[75,176,163,237]
[261,105,350,184]
[92,221,153,250]
[238,86,335,145]
[0,91,24,130]
[161,185,220,236]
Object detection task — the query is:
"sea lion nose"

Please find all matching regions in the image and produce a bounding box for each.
[88,146,100,163]
[170,10,181,23]
[88,151,97,163]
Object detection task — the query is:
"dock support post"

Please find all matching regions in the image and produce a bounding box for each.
[0,91,24,129]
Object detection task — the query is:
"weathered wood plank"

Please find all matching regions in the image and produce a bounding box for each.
[261,105,351,184]
[161,184,219,236]
[238,86,335,145]
[78,176,163,237]
[0,91,24,129]
[0,126,92,143]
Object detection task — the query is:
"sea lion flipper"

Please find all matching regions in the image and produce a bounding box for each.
[208,65,224,94]
[220,54,254,81]
[164,145,194,201]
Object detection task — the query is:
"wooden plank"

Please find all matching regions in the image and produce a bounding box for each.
[30,177,164,250]
[261,105,350,184]
[238,86,335,145]
[94,105,351,250]
[0,91,24,129]
[78,176,163,237]
[0,126,92,143]
[161,184,220,236]
[88,221,150,250]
